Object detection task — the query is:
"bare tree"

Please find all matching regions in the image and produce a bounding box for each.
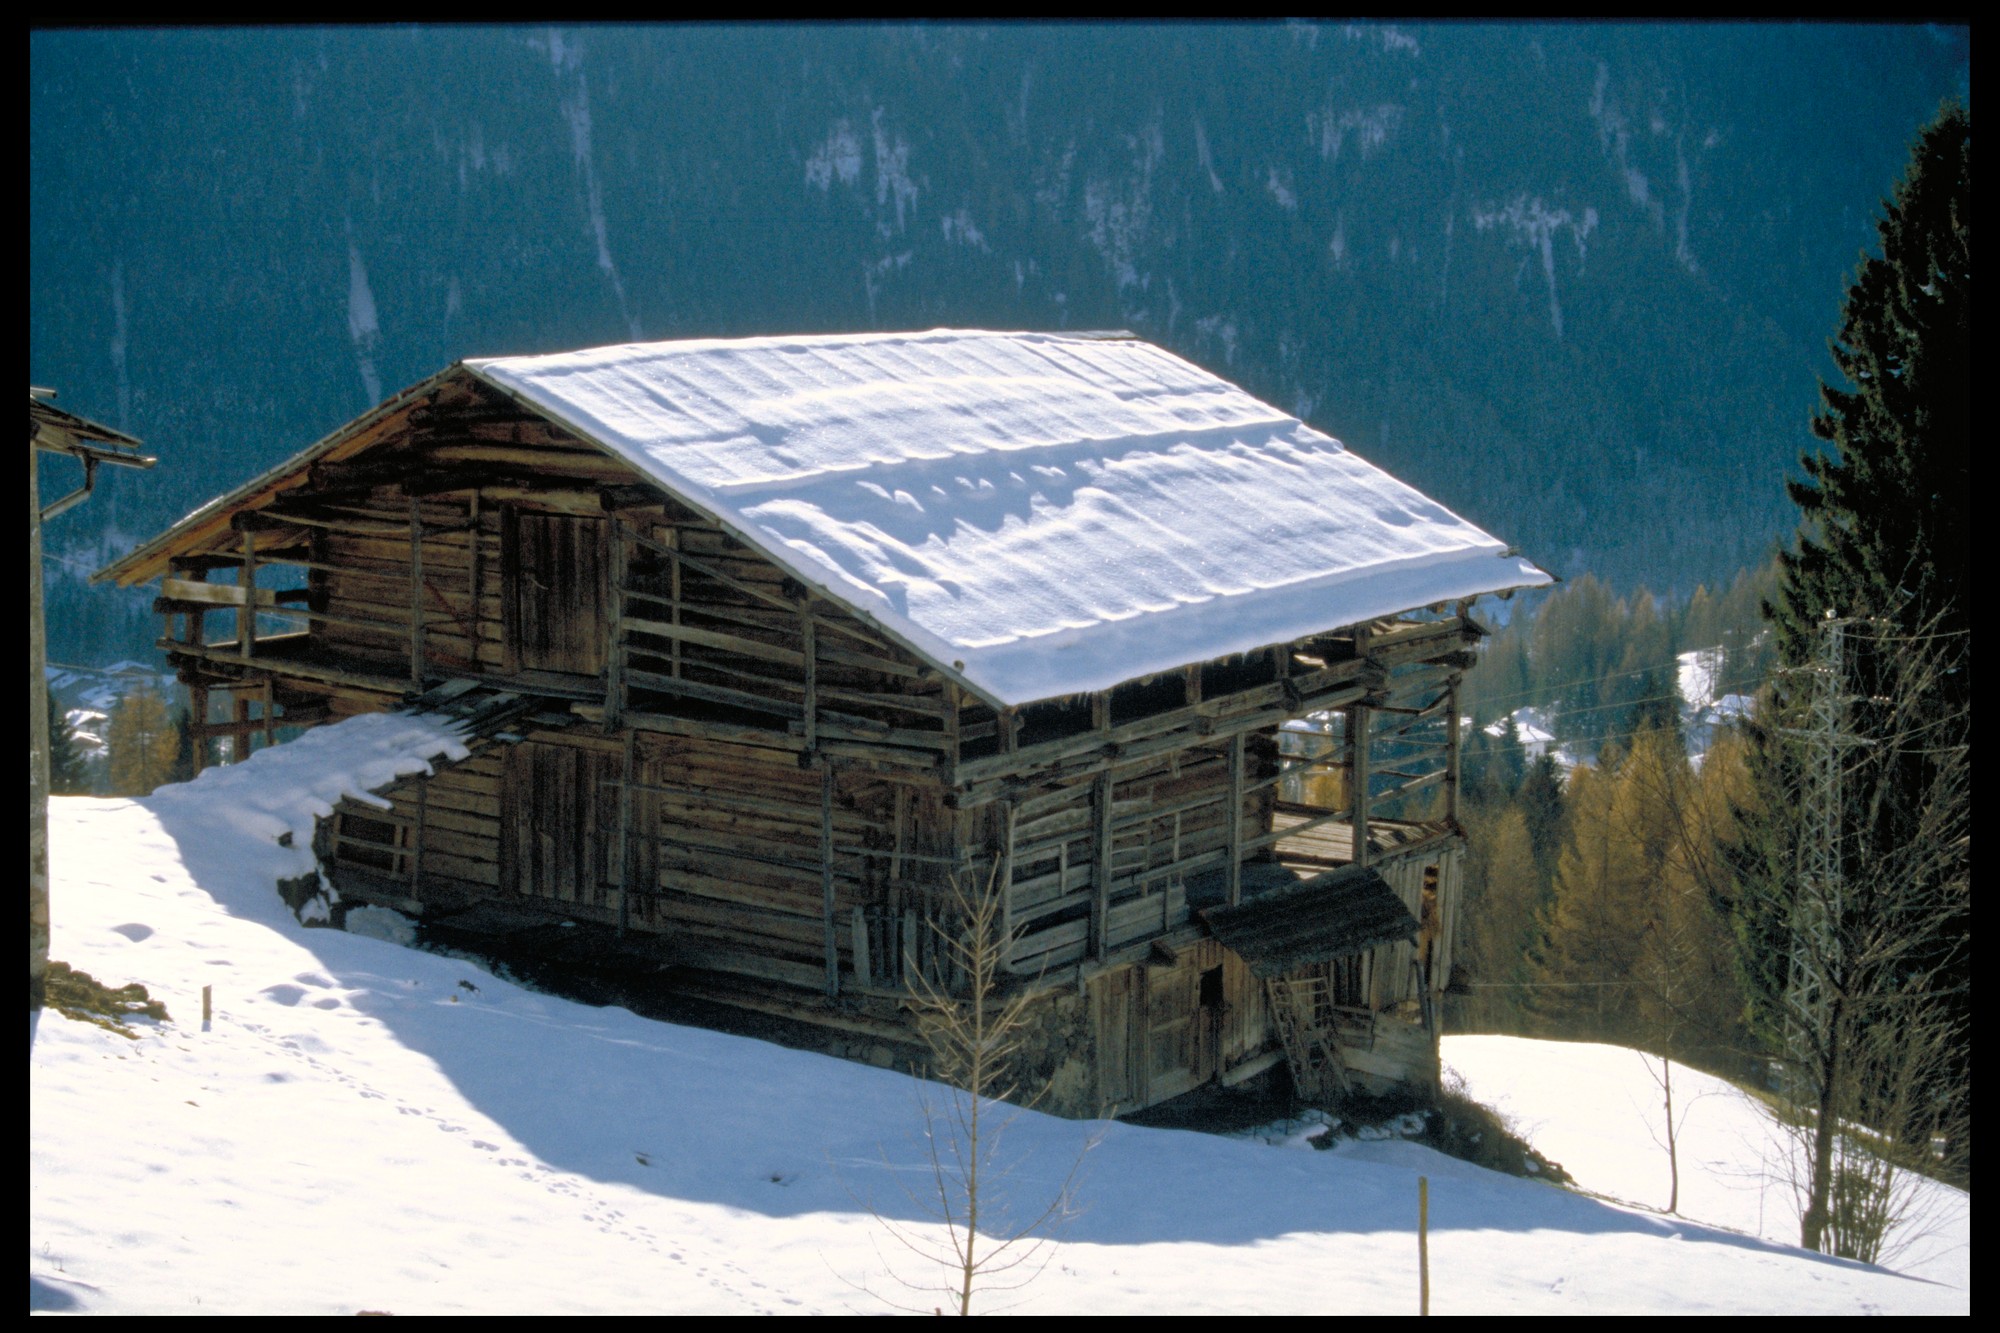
[1736,617,1969,1258]
[866,867,1089,1315]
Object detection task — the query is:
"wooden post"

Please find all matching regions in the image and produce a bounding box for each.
[238,531,258,661]
[1444,683,1461,826]
[999,706,1018,754]
[1350,704,1372,869]
[821,761,838,998]
[409,771,427,892]
[800,601,818,754]
[1227,731,1246,907]
[232,693,251,764]
[617,729,636,937]
[668,528,682,679]
[1418,1175,1430,1315]
[466,491,481,639]
[852,906,872,987]
[1092,770,1113,960]
[189,684,209,776]
[940,682,961,769]
[606,519,627,731]
[998,802,1017,969]
[407,495,425,691]
[261,678,276,749]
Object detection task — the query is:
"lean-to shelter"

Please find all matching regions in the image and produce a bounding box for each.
[99,329,1549,1112]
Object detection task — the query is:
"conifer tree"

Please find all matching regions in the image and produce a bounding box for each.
[1737,105,1972,1256]
[1772,102,1969,665]
[46,693,91,796]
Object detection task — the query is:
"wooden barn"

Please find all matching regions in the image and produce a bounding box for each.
[98,329,1548,1115]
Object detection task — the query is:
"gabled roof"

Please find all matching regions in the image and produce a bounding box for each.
[100,330,1548,706]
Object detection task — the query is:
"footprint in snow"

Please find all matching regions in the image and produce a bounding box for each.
[111,922,155,942]
[261,984,306,1006]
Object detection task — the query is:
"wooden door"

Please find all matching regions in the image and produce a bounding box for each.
[502,740,619,911]
[505,512,610,678]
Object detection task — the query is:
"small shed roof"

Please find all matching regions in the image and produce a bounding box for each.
[468,330,1547,703]
[1199,863,1420,979]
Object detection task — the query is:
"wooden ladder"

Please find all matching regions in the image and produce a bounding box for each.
[1265,973,1352,1105]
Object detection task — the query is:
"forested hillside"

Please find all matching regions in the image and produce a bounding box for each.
[29,24,1967,666]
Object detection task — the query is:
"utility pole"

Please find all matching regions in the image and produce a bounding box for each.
[1776,610,1873,1252]
[1781,613,1849,1091]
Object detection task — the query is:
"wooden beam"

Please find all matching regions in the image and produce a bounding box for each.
[161,578,281,608]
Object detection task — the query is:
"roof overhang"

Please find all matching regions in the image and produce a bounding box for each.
[1200,862,1420,979]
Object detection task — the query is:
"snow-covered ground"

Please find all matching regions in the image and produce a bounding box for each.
[30,729,1968,1314]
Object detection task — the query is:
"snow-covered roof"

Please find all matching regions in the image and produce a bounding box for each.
[468,330,1548,705]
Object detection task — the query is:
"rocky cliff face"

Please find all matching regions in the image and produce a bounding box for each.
[30,23,1968,665]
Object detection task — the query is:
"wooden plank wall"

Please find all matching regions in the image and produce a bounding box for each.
[993,742,1271,976]
[1085,939,1271,1114]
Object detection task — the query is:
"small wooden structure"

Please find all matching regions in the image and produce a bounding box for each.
[98,331,1546,1112]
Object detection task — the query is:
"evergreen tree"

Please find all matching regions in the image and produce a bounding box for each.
[46,693,91,795]
[1737,105,1972,1256]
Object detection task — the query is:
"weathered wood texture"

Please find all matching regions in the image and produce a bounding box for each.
[151,371,1482,1113]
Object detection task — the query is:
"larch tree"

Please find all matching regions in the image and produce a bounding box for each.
[107,682,179,797]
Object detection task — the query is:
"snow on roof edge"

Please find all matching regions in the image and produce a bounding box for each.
[465,332,1554,706]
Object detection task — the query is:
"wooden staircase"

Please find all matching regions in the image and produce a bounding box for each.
[1265,972,1352,1105]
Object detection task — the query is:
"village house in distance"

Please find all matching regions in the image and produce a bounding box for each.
[98,330,1549,1115]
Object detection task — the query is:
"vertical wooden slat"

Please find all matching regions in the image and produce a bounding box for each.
[821,761,838,997]
[668,526,683,679]
[617,728,637,936]
[410,768,427,894]
[261,679,275,749]
[606,521,627,730]
[800,602,818,753]
[407,495,425,690]
[466,491,481,644]
[999,801,1017,967]
[1092,770,1113,960]
[852,906,872,987]
[1351,704,1372,869]
[1227,731,1245,907]
[1444,682,1462,825]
